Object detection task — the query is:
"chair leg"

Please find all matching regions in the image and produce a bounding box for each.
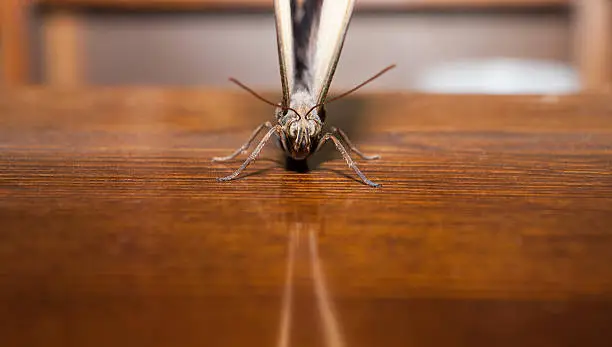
[574,0,612,91]
[1,0,30,85]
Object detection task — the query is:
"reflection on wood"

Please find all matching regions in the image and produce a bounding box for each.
[276,223,346,347]
[308,225,346,347]
[276,226,296,347]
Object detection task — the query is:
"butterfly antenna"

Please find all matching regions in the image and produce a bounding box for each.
[326,64,396,104]
[229,78,300,116]
[229,78,279,107]
[304,64,396,117]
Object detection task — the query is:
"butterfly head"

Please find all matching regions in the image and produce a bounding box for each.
[284,117,321,160]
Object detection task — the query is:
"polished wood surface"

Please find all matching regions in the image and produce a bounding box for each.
[1,88,612,347]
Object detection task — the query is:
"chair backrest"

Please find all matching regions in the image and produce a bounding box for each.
[3,0,609,90]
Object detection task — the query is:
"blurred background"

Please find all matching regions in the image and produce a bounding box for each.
[1,0,610,94]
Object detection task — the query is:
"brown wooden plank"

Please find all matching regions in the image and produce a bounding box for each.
[0,0,30,85]
[0,89,611,347]
[39,0,570,11]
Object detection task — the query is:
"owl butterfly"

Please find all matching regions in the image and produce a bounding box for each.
[214,0,395,187]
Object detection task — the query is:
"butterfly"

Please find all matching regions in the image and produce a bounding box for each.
[213,0,395,187]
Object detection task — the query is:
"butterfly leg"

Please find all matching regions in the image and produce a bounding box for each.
[316,133,381,187]
[217,125,282,182]
[212,122,273,162]
[329,127,380,160]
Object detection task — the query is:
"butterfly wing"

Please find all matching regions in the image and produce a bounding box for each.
[311,0,356,105]
[274,0,295,107]
[275,0,354,108]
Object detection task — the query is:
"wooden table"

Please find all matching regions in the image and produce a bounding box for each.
[1,88,611,347]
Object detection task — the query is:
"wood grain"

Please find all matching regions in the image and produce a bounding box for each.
[1,89,611,347]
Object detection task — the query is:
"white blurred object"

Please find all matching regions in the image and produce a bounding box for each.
[414,58,580,94]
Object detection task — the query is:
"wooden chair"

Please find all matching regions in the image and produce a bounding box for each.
[1,0,610,90]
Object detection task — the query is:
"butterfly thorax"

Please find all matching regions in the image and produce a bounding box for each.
[276,89,324,160]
